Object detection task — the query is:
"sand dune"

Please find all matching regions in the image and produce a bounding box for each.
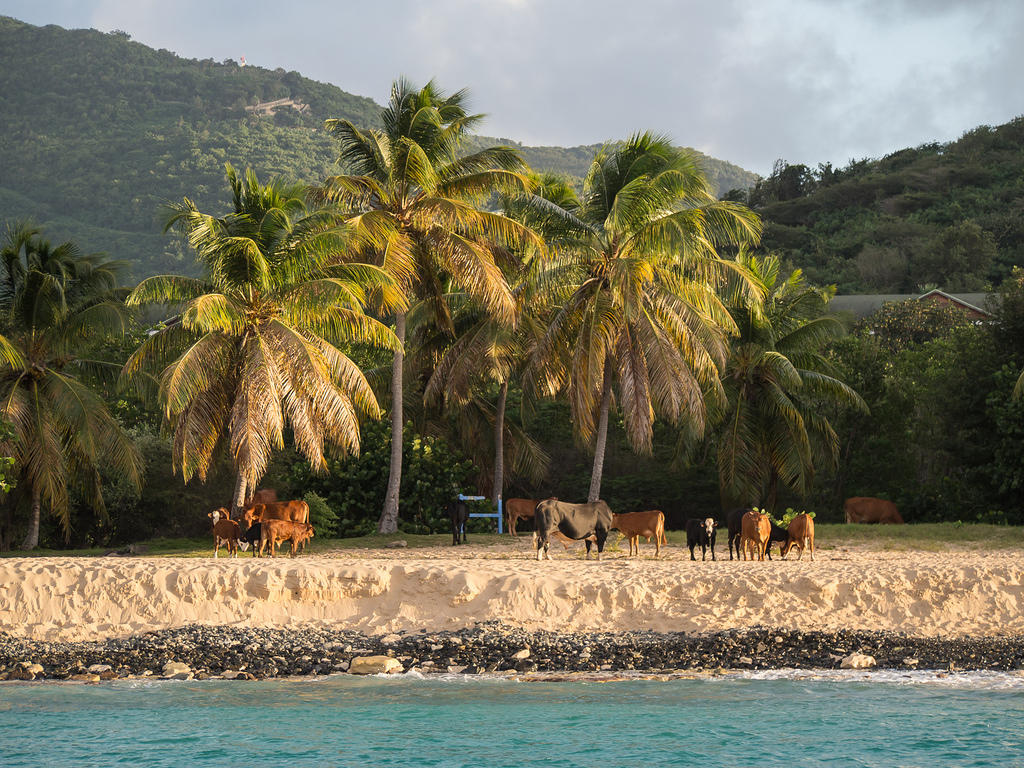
[1,540,1022,641]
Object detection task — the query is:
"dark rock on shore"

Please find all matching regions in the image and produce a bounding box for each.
[1,623,1022,681]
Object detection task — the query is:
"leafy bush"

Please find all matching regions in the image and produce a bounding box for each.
[303,491,339,537]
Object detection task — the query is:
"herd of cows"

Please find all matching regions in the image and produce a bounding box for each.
[448,495,904,561]
[207,489,902,559]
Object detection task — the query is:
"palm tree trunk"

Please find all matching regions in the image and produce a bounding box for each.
[231,471,247,520]
[588,358,614,503]
[379,311,406,534]
[491,379,508,504]
[20,486,41,550]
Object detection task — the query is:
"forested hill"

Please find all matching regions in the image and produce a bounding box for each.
[0,16,757,278]
[736,118,1024,294]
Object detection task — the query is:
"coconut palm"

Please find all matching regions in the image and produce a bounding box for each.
[319,78,536,533]
[530,132,763,501]
[422,173,575,500]
[716,253,867,511]
[124,165,397,514]
[0,222,142,549]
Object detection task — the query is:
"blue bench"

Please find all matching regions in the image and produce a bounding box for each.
[459,494,504,535]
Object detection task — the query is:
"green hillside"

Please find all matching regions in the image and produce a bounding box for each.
[0,16,757,278]
[737,119,1024,293]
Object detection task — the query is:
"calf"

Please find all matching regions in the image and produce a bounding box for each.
[685,517,717,561]
[448,498,469,545]
[725,507,750,560]
[534,499,614,561]
[259,519,315,557]
[505,498,540,537]
[740,509,771,561]
[765,521,788,560]
[781,513,815,561]
[242,523,262,557]
[209,508,242,558]
[613,510,666,557]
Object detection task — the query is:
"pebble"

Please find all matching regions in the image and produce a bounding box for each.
[0,624,1019,682]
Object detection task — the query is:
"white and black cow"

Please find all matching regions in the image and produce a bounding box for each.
[685,517,718,561]
[533,499,614,561]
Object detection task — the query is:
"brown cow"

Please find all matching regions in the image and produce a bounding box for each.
[208,508,242,558]
[781,513,815,561]
[259,519,315,557]
[506,498,540,537]
[844,497,904,524]
[740,509,771,561]
[612,510,666,557]
[243,500,310,528]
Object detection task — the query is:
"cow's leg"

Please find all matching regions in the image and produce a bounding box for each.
[701,544,707,561]
[711,540,716,561]
[595,529,607,561]
[808,536,814,561]
[584,539,593,560]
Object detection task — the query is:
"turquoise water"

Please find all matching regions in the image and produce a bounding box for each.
[2,672,1023,767]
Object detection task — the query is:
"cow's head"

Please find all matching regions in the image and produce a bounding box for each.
[209,508,228,524]
[703,517,717,539]
[243,505,261,528]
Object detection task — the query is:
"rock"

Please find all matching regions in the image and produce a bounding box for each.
[20,662,44,676]
[332,662,350,672]
[169,672,193,681]
[162,661,191,677]
[902,657,919,667]
[70,673,101,683]
[380,634,402,645]
[9,666,36,680]
[446,665,467,674]
[222,670,241,679]
[738,656,753,666]
[128,544,149,555]
[511,648,531,660]
[87,664,112,674]
[349,656,403,675]
[840,653,877,669]
[385,540,408,548]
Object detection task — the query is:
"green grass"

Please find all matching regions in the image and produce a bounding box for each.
[3,523,1022,557]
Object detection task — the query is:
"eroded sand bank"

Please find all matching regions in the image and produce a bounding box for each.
[1,541,1022,641]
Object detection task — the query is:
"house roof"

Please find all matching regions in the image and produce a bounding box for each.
[829,291,994,319]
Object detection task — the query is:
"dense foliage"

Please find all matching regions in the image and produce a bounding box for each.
[733,118,1024,293]
[0,16,756,281]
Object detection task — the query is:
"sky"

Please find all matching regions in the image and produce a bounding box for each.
[3,0,1022,175]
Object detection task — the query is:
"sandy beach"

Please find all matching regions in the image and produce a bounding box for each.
[2,538,1022,642]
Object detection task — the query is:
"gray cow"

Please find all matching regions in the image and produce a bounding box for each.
[533,499,614,561]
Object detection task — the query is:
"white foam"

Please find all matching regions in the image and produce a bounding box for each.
[734,668,1024,689]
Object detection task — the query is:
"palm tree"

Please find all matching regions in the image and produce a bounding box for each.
[124,165,397,515]
[319,78,536,533]
[716,253,867,511]
[531,133,763,501]
[0,222,142,549]
[423,173,574,501]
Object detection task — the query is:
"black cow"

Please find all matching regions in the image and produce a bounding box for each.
[533,499,613,561]
[685,517,718,561]
[765,521,788,560]
[726,507,755,561]
[447,499,469,545]
[242,523,262,556]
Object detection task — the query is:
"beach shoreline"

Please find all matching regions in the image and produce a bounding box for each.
[2,623,1024,682]
[2,541,1023,680]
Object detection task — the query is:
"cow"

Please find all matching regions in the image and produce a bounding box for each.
[259,519,314,557]
[533,499,614,561]
[725,507,752,560]
[448,498,469,545]
[505,498,540,537]
[241,523,262,557]
[685,517,717,561]
[611,510,666,557]
[844,496,904,524]
[781,513,815,561]
[245,501,312,552]
[740,509,771,561]
[209,508,242,558]
[765,521,789,560]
